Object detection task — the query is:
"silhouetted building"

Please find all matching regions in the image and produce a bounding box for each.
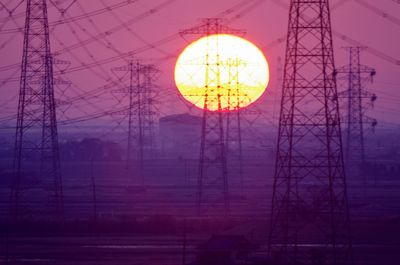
[159,114,202,158]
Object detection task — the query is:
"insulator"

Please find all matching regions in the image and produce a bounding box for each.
[370,70,376,83]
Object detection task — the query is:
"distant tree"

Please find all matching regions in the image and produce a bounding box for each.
[60,138,122,161]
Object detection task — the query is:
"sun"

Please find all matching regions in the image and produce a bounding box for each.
[174,34,269,112]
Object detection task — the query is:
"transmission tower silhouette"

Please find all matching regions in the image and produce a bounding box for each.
[12,0,63,219]
[225,58,246,198]
[268,1,353,264]
[112,61,158,179]
[336,47,377,183]
[180,18,243,215]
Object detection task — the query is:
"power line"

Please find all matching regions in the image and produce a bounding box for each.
[0,0,177,72]
[0,0,140,34]
[269,0,400,66]
[353,0,400,26]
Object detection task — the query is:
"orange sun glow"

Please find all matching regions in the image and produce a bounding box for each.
[174,34,269,111]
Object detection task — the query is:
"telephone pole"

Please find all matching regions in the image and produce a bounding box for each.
[268,1,353,264]
[12,0,63,219]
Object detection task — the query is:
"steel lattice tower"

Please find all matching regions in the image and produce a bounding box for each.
[12,0,63,219]
[180,19,243,215]
[268,1,353,264]
[113,61,158,177]
[140,64,158,160]
[225,58,245,198]
[336,47,376,181]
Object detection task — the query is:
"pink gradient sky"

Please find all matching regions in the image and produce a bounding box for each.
[0,0,399,131]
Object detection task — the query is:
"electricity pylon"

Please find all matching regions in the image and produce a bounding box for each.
[112,61,158,179]
[180,18,243,215]
[12,0,63,219]
[268,1,353,264]
[336,47,377,183]
[225,58,245,198]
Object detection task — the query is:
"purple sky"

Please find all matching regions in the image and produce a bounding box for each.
[0,0,399,134]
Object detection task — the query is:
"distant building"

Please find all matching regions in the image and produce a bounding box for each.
[159,113,202,158]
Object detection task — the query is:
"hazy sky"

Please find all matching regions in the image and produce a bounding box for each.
[0,0,399,135]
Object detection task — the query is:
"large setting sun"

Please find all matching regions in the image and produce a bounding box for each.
[175,34,269,111]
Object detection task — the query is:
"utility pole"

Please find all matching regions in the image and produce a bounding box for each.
[336,47,377,187]
[268,1,353,264]
[180,18,243,215]
[12,0,63,219]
